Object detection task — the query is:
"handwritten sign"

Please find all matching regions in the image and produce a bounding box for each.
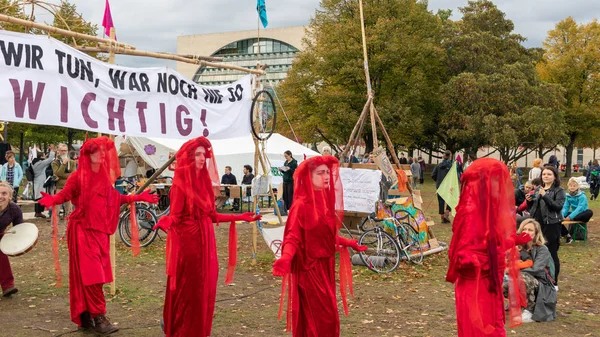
[340,168,381,213]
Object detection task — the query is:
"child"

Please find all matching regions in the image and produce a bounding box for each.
[562,178,594,243]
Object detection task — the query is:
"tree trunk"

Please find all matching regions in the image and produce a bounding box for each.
[364,132,374,155]
[538,145,544,159]
[67,129,75,150]
[19,132,24,167]
[564,134,576,178]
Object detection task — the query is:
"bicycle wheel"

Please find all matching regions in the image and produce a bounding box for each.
[250,90,277,140]
[396,222,424,264]
[119,204,159,248]
[358,228,401,273]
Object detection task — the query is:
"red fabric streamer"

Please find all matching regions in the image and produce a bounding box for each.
[129,202,140,257]
[225,220,237,284]
[51,205,62,287]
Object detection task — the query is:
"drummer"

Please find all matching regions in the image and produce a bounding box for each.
[0,181,23,297]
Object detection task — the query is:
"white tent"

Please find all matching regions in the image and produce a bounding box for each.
[114,134,321,184]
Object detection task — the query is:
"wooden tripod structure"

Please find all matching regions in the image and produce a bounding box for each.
[339,0,402,171]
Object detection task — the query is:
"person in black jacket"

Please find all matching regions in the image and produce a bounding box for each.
[279,151,298,209]
[432,150,453,223]
[221,166,239,211]
[528,165,565,284]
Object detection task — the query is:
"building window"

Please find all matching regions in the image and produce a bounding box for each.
[193,38,300,86]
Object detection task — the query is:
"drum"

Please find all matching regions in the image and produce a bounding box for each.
[0,222,39,257]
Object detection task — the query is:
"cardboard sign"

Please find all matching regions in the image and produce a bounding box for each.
[340,168,381,213]
[373,147,398,187]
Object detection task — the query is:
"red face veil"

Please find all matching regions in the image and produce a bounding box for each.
[291,155,344,231]
[171,136,220,217]
[78,136,121,212]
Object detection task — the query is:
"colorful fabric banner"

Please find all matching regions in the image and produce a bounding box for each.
[102,0,116,39]
[256,0,268,28]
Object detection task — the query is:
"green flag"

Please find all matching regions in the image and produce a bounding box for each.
[437,162,460,216]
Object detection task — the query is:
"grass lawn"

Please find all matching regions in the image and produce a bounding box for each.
[1,177,599,336]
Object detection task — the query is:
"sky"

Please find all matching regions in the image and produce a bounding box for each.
[25,0,600,69]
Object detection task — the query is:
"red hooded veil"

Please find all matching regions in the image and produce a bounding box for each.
[277,155,355,337]
[446,158,526,336]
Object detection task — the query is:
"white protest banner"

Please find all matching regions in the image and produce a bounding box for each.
[0,30,252,140]
[340,168,381,213]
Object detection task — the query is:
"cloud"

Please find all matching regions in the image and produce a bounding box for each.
[26,0,599,68]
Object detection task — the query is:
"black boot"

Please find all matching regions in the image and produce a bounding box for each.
[79,312,94,331]
[93,315,119,335]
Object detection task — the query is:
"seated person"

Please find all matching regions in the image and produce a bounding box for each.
[241,165,254,201]
[504,219,556,323]
[221,166,239,211]
[0,182,24,297]
[561,177,593,243]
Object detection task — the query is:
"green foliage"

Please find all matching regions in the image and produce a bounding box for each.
[0,0,29,32]
[436,0,566,161]
[278,0,446,151]
[538,17,600,175]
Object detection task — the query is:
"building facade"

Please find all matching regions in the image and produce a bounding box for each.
[176,26,306,86]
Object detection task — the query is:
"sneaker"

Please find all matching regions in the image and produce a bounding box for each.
[522,309,534,323]
[566,235,573,244]
[93,315,119,335]
[2,287,18,297]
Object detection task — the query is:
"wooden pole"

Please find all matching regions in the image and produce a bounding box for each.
[75,46,264,75]
[251,138,259,265]
[358,0,378,150]
[339,96,372,161]
[372,105,401,168]
[0,13,134,49]
[108,27,117,296]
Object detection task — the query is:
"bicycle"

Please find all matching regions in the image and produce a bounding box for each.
[116,178,170,248]
[357,212,424,273]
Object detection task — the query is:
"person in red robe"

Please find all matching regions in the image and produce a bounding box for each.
[40,137,158,334]
[272,155,367,337]
[152,136,260,337]
[446,158,531,337]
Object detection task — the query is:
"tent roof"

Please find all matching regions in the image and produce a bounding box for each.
[145,133,321,157]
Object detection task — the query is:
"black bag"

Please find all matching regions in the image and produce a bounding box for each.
[25,164,34,181]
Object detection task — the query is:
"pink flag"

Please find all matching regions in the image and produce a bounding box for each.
[102,0,116,40]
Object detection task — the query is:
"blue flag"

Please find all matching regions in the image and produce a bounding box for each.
[257,0,268,28]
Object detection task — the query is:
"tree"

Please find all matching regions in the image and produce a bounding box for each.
[0,0,29,32]
[538,17,600,176]
[278,0,446,153]
[438,0,565,161]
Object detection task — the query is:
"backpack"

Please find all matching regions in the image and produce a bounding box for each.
[25,164,34,181]
[590,167,599,183]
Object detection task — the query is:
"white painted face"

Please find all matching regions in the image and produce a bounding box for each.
[90,148,105,164]
[311,164,330,190]
[195,146,207,169]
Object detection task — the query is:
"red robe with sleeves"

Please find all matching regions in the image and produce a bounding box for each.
[276,155,357,337]
[158,136,249,337]
[446,158,527,336]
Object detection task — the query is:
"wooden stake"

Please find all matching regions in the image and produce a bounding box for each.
[75,46,264,75]
[108,27,117,296]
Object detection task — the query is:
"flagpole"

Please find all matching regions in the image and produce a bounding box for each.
[108,26,117,296]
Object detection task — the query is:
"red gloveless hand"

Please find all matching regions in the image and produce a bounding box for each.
[240,212,262,222]
[515,232,532,245]
[153,216,173,232]
[272,255,292,276]
[39,191,55,208]
[137,190,159,204]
